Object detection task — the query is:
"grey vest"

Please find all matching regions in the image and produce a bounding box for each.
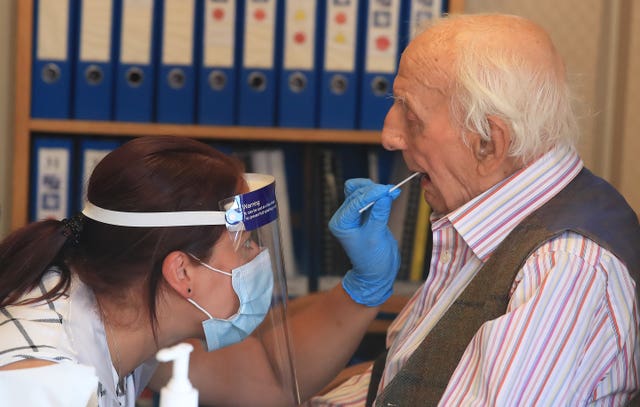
[368,168,640,406]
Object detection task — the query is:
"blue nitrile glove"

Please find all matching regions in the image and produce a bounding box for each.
[329,178,402,307]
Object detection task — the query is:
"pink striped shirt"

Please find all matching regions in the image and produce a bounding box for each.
[312,147,639,406]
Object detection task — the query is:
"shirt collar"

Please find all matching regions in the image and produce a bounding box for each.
[435,147,583,261]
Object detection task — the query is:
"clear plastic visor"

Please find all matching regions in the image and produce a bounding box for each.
[217,174,301,405]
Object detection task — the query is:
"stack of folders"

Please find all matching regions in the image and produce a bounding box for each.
[32,0,447,129]
[29,135,125,222]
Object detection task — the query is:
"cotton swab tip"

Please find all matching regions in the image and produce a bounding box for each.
[358,172,421,213]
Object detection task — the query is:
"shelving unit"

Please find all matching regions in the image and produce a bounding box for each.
[10,0,464,230]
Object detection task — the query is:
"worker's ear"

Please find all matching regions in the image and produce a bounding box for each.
[162,251,194,299]
[472,115,511,176]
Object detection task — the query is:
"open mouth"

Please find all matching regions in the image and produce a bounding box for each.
[419,172,431,189]
[417,171,430,182]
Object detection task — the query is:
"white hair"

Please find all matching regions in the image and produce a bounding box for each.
[445,16,579,164]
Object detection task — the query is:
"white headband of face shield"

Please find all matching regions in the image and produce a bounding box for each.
[82,202,227,227]
[81,173,275,228]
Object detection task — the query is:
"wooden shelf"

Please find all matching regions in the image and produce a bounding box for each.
[29,119,382,144]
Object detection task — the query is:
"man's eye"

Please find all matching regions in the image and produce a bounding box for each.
[395,97,416,121]
[406,110,424,133]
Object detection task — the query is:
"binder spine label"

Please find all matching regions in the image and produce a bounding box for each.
[364,0,401,74]
[409,0,442,40]
[283,0,316,70]
[243,0,277,69]
[37,0,70,60]
[324,0,359,72]
[162,0,196,65]
[204,0,236,68]
[79,0,114,62]
[36,147,70,220]
[120,0,154,65]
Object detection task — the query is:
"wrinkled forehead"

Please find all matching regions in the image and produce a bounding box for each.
[400,28,456,90]
[395,37,453,103]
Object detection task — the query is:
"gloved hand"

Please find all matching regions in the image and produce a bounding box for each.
[329,178,401,307]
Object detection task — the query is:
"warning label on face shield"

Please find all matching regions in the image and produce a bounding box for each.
[226,180,279,231]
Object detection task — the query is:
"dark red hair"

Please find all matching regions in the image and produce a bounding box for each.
[0,136,244,333]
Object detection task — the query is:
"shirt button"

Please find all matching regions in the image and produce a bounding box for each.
[440,251,452,264]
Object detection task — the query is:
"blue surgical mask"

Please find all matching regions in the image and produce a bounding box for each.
[187,249,274,351]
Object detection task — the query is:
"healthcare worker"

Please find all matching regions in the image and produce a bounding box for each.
[0,136,403,406]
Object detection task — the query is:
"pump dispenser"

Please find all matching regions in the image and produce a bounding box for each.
[156,342,198,407]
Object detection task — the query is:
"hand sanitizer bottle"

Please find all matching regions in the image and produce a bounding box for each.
[156,343,198,407]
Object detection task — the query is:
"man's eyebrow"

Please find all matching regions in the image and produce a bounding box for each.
[391,94,406,105]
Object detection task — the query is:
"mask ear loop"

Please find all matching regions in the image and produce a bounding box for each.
[187,253,232,277]
[187,298,213,320]
[185,253,231,319]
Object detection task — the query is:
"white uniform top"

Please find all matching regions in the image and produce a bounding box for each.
[0,267,157,407]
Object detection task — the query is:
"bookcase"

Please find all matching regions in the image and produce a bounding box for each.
[10,0,463,285]
[10,0,464,229]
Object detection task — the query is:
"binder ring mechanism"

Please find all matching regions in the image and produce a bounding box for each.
[41,63,61,84]
[168,68,186,89]
[85,65,104,86]
[248,72,267,92]
[208,70,227,91]
[126,67,144,88]
[330,74,348,95]
[371,76,390,97]
[288,72,307,93]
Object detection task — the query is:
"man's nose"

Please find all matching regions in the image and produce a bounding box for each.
[381,105,406,151]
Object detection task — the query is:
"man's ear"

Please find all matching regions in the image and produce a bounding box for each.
[162,251,193,299]
[472,115,511,176]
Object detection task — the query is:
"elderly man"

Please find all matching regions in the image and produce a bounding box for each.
[313,13,640,406]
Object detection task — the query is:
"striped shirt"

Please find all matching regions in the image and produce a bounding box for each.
[0,268,157,407]
[312,147,639,406]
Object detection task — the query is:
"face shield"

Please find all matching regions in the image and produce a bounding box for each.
[82,173,301,405]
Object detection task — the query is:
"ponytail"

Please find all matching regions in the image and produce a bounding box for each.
[0,214,83,307]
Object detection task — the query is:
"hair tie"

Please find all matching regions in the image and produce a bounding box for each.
[61,213,84,245]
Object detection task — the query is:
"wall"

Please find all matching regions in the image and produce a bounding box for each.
[0,0,16,236]
[618,2,640,213]
[464,0,639,214]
